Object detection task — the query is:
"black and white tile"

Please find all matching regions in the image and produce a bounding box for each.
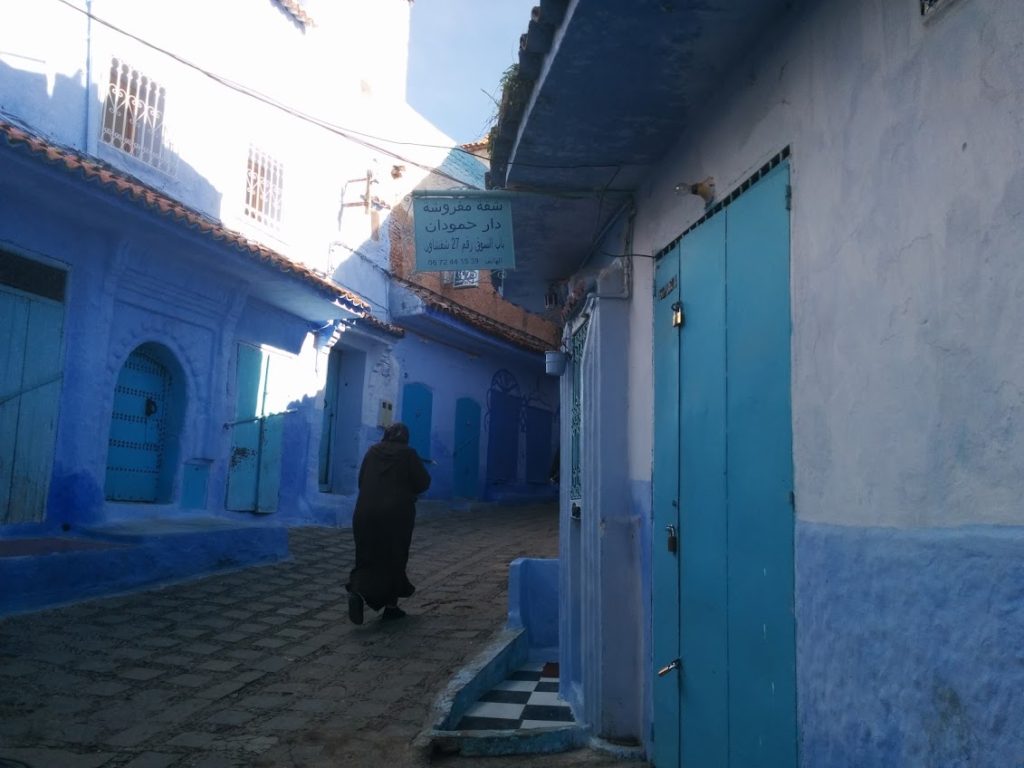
[456,662,575,731]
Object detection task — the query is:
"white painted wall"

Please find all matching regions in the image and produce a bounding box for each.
[0,0,450,283]
[626,0,1024,529]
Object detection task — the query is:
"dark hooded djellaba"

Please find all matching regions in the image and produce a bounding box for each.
[346,422,431,624]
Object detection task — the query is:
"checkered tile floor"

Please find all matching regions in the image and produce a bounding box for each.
[456,662,575,731]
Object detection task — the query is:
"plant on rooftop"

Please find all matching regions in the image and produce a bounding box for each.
[485,63,525,156]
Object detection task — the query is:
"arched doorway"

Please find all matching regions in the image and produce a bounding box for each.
[105,342,185,503]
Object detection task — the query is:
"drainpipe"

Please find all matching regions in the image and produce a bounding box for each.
[83,0,93,150]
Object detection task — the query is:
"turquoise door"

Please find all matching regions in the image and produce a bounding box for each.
[105,348,172,501]
[453,397,480,498]
[652,246,683,768]
[402,382,433,462]
[0,268,65,524]
[226,344,282,513]
[652,160,795,767]
[724,163,796,766]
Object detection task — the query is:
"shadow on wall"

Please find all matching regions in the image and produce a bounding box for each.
[0,58,241,534]
[0,59,225,218]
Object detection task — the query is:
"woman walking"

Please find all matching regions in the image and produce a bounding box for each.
[346,422,432,624]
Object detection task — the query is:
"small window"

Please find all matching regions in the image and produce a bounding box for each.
[245,145,285,229]
[101,58,176,174]
[441,270,480,288]
[0,249,66,302]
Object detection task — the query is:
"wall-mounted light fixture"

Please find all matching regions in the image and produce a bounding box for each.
[675,175,716,205]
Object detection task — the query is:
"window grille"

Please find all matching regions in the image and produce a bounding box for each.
[101,58,176,174]
[245,146,285,229]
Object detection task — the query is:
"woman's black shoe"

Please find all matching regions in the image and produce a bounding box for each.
[348,592,365,625]
[381,606,406,621]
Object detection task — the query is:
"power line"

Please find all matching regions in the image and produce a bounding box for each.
[53,0,479,187]
[53,0,643,179]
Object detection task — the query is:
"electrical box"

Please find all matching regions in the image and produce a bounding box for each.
[378,400,394,427]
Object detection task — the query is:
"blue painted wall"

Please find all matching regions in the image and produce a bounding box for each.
[796,522,1024,767]
[392,332,557,503]
[631,479,653,752]
[507,557,559,657]
[0,70,364,541]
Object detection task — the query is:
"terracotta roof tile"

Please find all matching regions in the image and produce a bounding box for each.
[0,119,382,319]
[355,313,405,338]
[275,0,315,27]
[395,276,549,354]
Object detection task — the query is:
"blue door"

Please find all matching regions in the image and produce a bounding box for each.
[227,344,265,511]
[724,162,796,766]
[524,406,552,484]
[652,245,683,768]
[453,397,481,498]
[678,211,729,767]
[226,344,282,514]
[652,160,795,767]
[402,382,433,462]
[106,347,172,502]
[486,370,521,485]
[0,273,65,524]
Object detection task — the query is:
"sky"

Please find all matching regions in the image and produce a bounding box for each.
[406,0,537,145]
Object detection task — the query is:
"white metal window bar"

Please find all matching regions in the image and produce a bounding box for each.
[245,146,285,229]
[101,58,176,174]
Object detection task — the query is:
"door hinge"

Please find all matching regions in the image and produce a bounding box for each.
[785,184,792,211]
[671,301,685,328]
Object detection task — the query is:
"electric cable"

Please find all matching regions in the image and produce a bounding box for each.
[51,0,649,179]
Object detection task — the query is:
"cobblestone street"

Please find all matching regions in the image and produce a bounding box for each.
[0,505,641,768]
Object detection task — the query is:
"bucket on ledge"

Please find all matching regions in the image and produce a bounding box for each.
[544,350,567,377]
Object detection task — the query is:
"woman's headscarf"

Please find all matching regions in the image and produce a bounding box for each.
[382,422,410,444]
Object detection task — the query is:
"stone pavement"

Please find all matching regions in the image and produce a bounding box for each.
[0,504,644,768]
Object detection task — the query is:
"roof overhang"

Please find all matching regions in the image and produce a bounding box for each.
[389,280,548,364]
[0,119,374,326]
[490,0,794,310]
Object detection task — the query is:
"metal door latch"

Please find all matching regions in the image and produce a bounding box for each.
[666,524,678,554]
[658,658,682,677]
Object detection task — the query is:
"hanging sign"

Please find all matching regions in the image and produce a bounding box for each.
[413,192,516,272]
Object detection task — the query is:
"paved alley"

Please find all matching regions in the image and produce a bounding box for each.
[0,504,641,768]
